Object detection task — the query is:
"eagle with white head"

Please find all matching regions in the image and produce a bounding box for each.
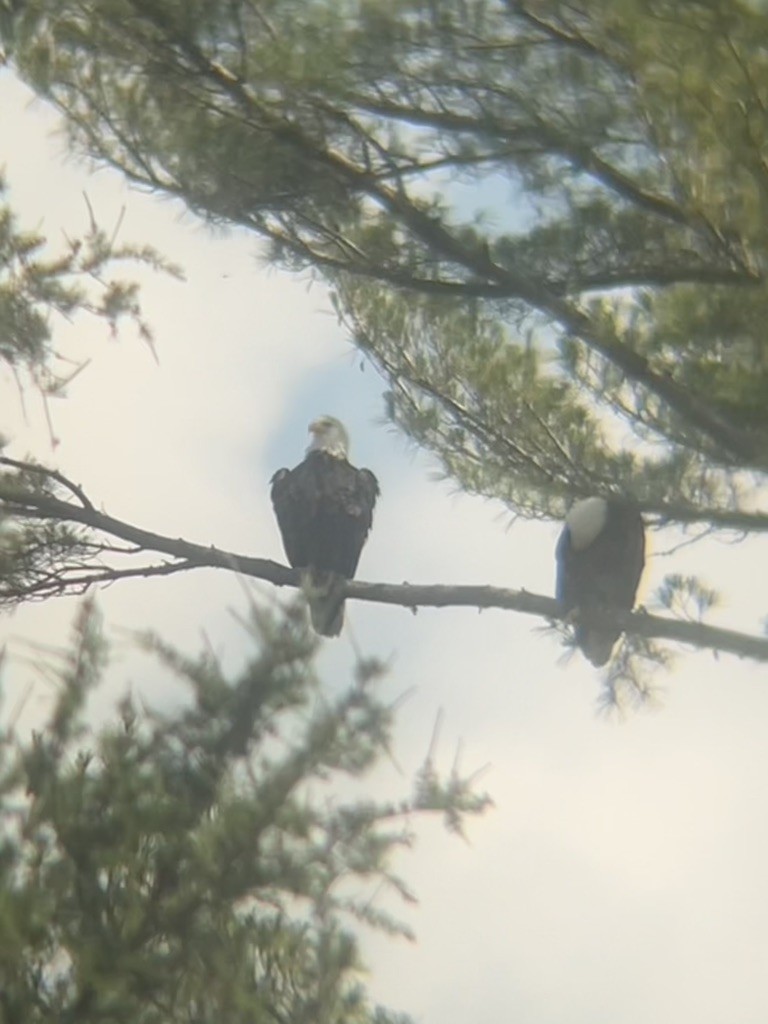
[556,497,645,666]
[271,416,379,636]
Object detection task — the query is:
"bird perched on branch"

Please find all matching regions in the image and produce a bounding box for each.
[271,416,379,636]
[556,497,645,666]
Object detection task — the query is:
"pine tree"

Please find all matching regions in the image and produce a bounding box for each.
[0,122,490,1020]
[0,597,487,1022]
[1,3,767,1013]
[0,174,168,393]
[0,0,766,663]
[4,0,767,522]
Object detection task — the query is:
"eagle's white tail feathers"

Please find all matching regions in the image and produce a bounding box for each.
[302,570,346,637]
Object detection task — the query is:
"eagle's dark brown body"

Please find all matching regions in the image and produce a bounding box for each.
[271,449,379,636]
[556,498,645,666]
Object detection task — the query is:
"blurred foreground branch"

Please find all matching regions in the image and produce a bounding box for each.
[0,595,489,1021]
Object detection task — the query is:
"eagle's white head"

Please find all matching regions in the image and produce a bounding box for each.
[307,415,350,459]
[565,496,608,551]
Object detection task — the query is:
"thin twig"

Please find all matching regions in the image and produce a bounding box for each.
[0,456,94,509]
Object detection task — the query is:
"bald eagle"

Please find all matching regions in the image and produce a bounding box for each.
[556,497,645,666]
[271,416,379,637]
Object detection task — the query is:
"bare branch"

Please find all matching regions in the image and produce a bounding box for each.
[1,461,766,664]
[344,581,768,663]
[0,455,94,509]
[0,560,198,602]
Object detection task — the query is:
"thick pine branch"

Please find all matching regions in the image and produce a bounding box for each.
[206,51,767,466]
[27,5,767,468]
[96,7,768,468]
[2,462,767,663]
[346,582,768,662]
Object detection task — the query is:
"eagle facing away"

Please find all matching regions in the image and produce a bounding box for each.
[271,416,379,636]
[556,497,645,666]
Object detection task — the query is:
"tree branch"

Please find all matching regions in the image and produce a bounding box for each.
[344,581,768,663]
[2,488,297,586]
[47,4,768,467]
[0,560,199,603]
[0,455,95,509]
[1,461,767,664]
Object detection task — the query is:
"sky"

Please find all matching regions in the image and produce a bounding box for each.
[3,69,768,1024]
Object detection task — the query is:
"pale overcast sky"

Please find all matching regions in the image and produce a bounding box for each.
[3,71,768,1024]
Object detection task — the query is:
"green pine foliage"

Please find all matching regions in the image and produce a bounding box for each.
[0,2,767,1013]
[0,597,488,1022]
[3,0,767,530]
[0,178,180,388]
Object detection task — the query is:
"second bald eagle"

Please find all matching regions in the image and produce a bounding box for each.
[271,416,379,636]
[556,497,645,666]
